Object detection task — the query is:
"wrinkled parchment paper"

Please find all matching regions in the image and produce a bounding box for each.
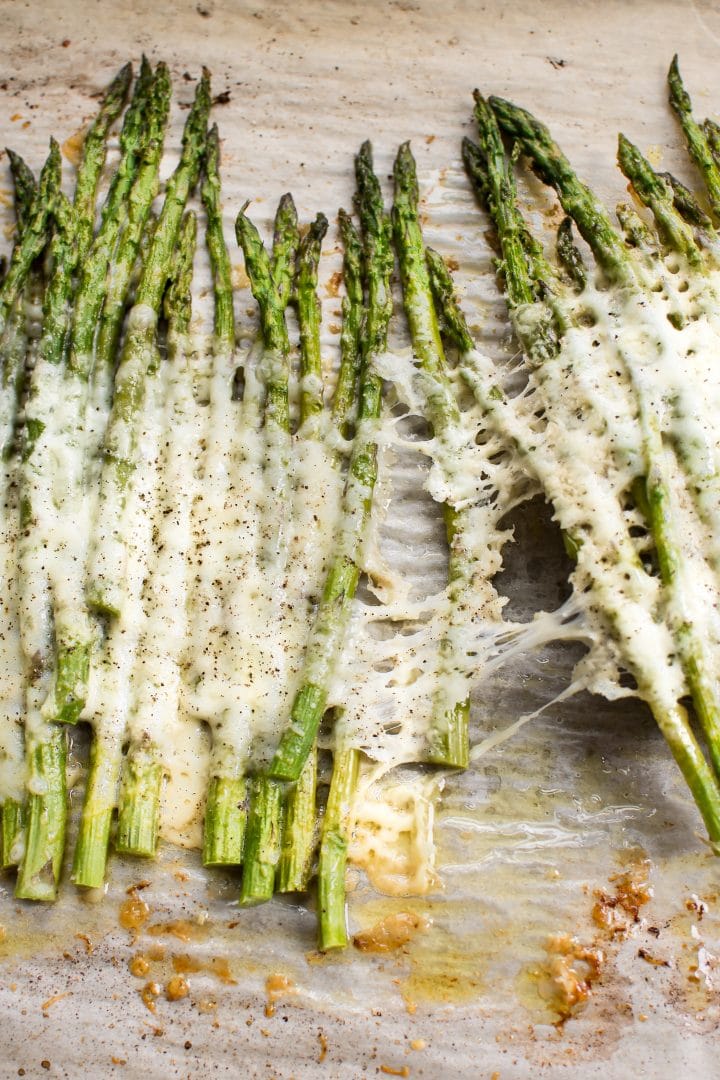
[2,1,720,1075]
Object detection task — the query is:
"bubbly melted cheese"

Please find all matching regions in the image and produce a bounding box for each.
[7,191,720,905]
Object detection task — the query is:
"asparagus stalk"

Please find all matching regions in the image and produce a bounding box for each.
[659,171,715,233]
[234,196,297,905]
[465,93,720,842]
[296,212,329,428]
[0,141,61,338]
[617,134,701,265]
[314,208,372,943]
[15,191,77,900]
[276,750,317,893]
[108,77,210,859]
[72,62,132,262]
[1,151,38,457]
[332,209,364,436]
[276,142,392,945]
[6,149,36,228]
[207,194,298,886]
[0,152,39,868]
[202,124,236,351]
[276,212,329,894]
[269,142,392,784]
[555,217,587,292]
[318,746,360,949]
[668,55,720,221]
[199,125,250,869]
[391,141,475,768]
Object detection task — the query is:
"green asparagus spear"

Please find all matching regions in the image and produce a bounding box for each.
[15,194,77,900]
[202,124,235,351]
[6,149,37,232]
[332,209,364,436]
[234,196,297,905]
[276,142,393,945]
[72,62,132,262]
[276,211,329,894]
[296,212,329,429]
[269,142,392,784]
[392,141,474,768]
[617,133,701,264]
[658,172,715,233]
[668,55,720,221]
[0,141,61,338]
[318,746,359,949]
[199,125,250,869]
[0,151,39,869]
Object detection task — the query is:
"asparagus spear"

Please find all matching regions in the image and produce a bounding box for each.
[198,125,250,870]
[234,196,298,905]
[0,152,39,868]
[1,151,38,457]
[112,210,198,864]
[6,149,36,228]
[72,62,132,263]
[16,66,133,890]
[391,141,476,768]
[318,746,360,948]
[104,75,210,859]
[275,211,329,894]
[668,55,720,221]
[463,93,720,843]
[202,124,235,351]
[296,212,329,428]
[332,209,364,436]
[203,193,298,884]
[0,141,61,339]
[617,134,701,265]
[269,142,392,786]
[658,171,715,233]
[284,204,378,916]
[15,190,77,900]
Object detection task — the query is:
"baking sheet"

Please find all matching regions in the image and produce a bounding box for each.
[2,0,720,1075]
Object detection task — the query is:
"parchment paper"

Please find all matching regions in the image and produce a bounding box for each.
[1,1,720,1075]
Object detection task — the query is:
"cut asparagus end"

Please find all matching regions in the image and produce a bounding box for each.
[318,747,360,950]
[72,806,113,889]
[1,799,25,869]
[276,750,317,893]
[239,775,283,906]
[426,700,470,769]
[15,728,67,901]
[72,734,124,888]
[203,776,248,867]
[116,750,163,857]
[318,829,351,950]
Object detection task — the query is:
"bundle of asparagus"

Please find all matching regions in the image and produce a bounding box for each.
[461,57,720,848]
[0,59,509,952]
[3,52,720,956]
